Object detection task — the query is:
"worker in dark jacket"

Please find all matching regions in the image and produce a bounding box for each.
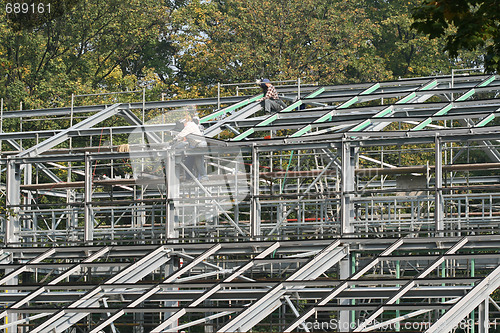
[257,79,286,113]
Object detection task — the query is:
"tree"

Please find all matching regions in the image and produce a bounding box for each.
[0,0,185,110]
[172,0,392,87]
[4,0,81,31]
[366,0,452,77]
[412,0,500,73]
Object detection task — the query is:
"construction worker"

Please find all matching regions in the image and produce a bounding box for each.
[175,115,208,181]
[193,116,204,133]
[257,79,286,113]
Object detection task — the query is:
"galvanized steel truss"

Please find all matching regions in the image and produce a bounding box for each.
[1,236,500,332]
[1,73,500,331]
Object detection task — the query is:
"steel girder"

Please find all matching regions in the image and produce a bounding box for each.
[0,236,499,331]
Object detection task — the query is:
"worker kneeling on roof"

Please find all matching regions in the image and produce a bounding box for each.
[257,78,286,113]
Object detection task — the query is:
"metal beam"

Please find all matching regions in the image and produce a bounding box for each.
[89,244,222,333]
[290,83,381,137]
[0,248,55,285]
[219,239,347,332]
[354,237,469,332]
[18,103,121,158]
[435,135,444,234]
[352,79,438,132]
[203,93,263,123]
[150,242,279,333]
[411,75,496,131]
[30,246,170,333]
[285,238,405,332]
[6,139,63,183]
[231,88,325,141]
[5,158,21,245]
[0,247,110,320]
[426,264,500,333]
[119,108,162,144]
[341,140,355,235]
[361,298,458,332]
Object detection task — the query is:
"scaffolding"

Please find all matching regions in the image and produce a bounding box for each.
[1,73,500,331]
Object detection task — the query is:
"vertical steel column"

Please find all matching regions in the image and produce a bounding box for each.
[435,135,444,235]
[165,150,178,240]
[84,152,93,243]
[340,139,355,330]
[297,77,301,100]
[396,260,401,332]
[250,145,261,238]
[23,163,32,245]
[472,255,476,333]
[217,82,221,109]
[341,140,355,234]
[339,251,352,332]
[5,158,20,245]
[478,299,489,333]
[134,186,146,240]
[69,95,75,243]
[23,163,32,204]
[6,274,18,333]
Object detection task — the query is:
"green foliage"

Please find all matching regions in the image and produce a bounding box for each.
[4,0,81,31]
[173,0,392,86]
[367,0,448,77]
[0,0,491,115]
[412,0,500,73]
[367,0,487,77]
[172,0,486,89]
[0,0,184,110]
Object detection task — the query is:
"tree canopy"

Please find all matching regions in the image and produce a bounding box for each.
[412,0,500,73]
[173,0,393,85]
[1,0,185,109]
[0,0,493,111]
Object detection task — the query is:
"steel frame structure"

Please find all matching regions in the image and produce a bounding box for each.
[1,73,500,331]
